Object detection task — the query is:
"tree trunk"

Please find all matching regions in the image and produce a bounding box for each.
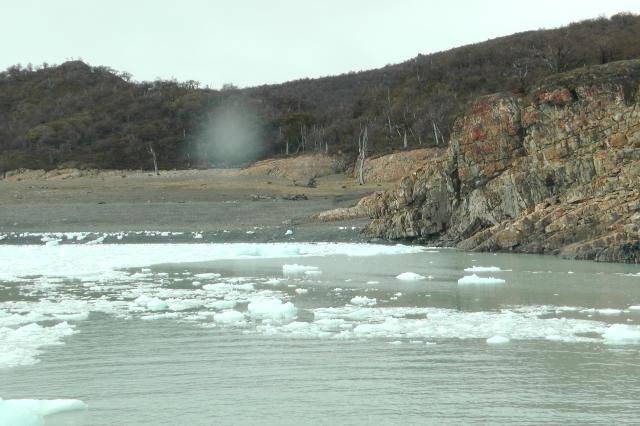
[357,125,368,185]
[148,144,159,176]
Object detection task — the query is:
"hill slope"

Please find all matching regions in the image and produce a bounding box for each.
[361,59,640,263]
[1,13,640,172]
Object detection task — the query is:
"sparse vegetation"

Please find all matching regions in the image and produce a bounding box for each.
[1,13,639,173]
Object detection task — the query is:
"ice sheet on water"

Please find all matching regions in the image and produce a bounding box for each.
[0,322,76,368]
[247,297,297,322]
[282,264,320,275]
[464,266,504,272]
[213,310,246,325]
[458,274,506,285]
[396,272,426,280]
[0,397,87,426]
[350,296,377,306]
[0,243,421,283]
[486,335,510,344]
[602,324,640,344]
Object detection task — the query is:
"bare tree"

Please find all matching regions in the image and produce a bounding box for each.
[357,123,368,185]
[148,143,159,176]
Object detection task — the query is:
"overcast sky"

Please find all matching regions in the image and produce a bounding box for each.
[3,0,639,88]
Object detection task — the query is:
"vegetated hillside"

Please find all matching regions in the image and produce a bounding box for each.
[1,13,640,172]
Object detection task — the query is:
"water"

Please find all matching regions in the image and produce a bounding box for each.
[1,236,639,425]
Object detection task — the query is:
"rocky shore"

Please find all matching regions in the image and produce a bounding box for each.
[361,60,640,263]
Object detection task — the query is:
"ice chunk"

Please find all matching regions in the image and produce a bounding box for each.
[304,270,322,276]
[464,266,503,272]
[247,298,297,321]
[0,322,77,368]
[457,274,506,285]
[396,272,426,281]
[285,229,293,236]
[0,398,87,426]
[193,273,222,279]
[213,310,245,324]
[629,305,640,311]
[602,324,640,344]
[350,296,377,306]
[133,295,168,312]
[486,335,510,344]
[282,264,320,275]
[294,288,308,294]
[597,308,622,316]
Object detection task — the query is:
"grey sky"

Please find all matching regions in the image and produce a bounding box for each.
[3,0,639,88]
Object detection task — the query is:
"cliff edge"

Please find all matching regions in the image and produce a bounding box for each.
[364,60,640,263]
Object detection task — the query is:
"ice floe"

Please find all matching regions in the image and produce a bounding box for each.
[464,266,503,272]
[486,335,510,344]
[457,274,506,285]
[602,324,640,344]
[0,397,87,426]
[350,296,377,306]
[396,272,426,281]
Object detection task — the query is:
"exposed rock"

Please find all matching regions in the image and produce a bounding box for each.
[350,148,443,183]
[240,154,346,181]
[363,60,640,263]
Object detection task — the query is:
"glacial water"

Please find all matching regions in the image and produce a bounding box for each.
[1,235,639,425]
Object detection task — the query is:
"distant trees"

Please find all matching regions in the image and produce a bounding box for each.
[1,14,640,172]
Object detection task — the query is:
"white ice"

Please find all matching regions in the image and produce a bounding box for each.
[350,296,377,306]
[0,397,87,426]
[486,335,510,344]
[602,324,640,344]
[464,266,503,272]
[247,297,297,322]
[396,272,426,281]
[457,274,506,285]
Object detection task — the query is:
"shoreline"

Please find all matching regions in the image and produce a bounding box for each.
[0,168,388,243]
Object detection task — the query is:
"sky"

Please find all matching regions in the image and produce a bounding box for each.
[3,0,640,89]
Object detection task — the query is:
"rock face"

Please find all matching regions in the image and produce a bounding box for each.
[364,60,640,263]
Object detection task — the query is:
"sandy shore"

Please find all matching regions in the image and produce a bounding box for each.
[0,169,393,242]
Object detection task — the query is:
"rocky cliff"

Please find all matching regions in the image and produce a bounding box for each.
[363,60,640,263]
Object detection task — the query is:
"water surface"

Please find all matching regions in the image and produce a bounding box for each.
[1,237,639,425]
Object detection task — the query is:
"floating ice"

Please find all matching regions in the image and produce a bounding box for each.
[350,296,377,306]
[602,324,640,344]
[629,305,640,311]
[247,297,297,322]
[283,264,320,275]
[0,243,421,283]
[457,274,506,285]
[597,308,623,316]
[133,295,168,312]
[486,335,510,344]
[464,266,503,272]
[213,310,245,324]
[0,397,87,426]
[304,270,322,277]
[0,322,77,368]
[193,273,222,280]
[294,288,308,294]
[285,229,293,236]
[396,272,426,281]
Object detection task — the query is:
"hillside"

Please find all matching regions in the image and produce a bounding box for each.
[1,13,640,173]
[358,59,640,263]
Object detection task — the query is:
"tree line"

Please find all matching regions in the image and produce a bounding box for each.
[1,13,639,173]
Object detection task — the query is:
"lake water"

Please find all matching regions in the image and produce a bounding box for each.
[1,234,639,425]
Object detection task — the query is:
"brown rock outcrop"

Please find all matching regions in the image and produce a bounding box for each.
[364,60,640,263]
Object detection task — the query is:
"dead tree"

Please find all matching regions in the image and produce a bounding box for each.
[148,143,159,176]
[357,124,368,185]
